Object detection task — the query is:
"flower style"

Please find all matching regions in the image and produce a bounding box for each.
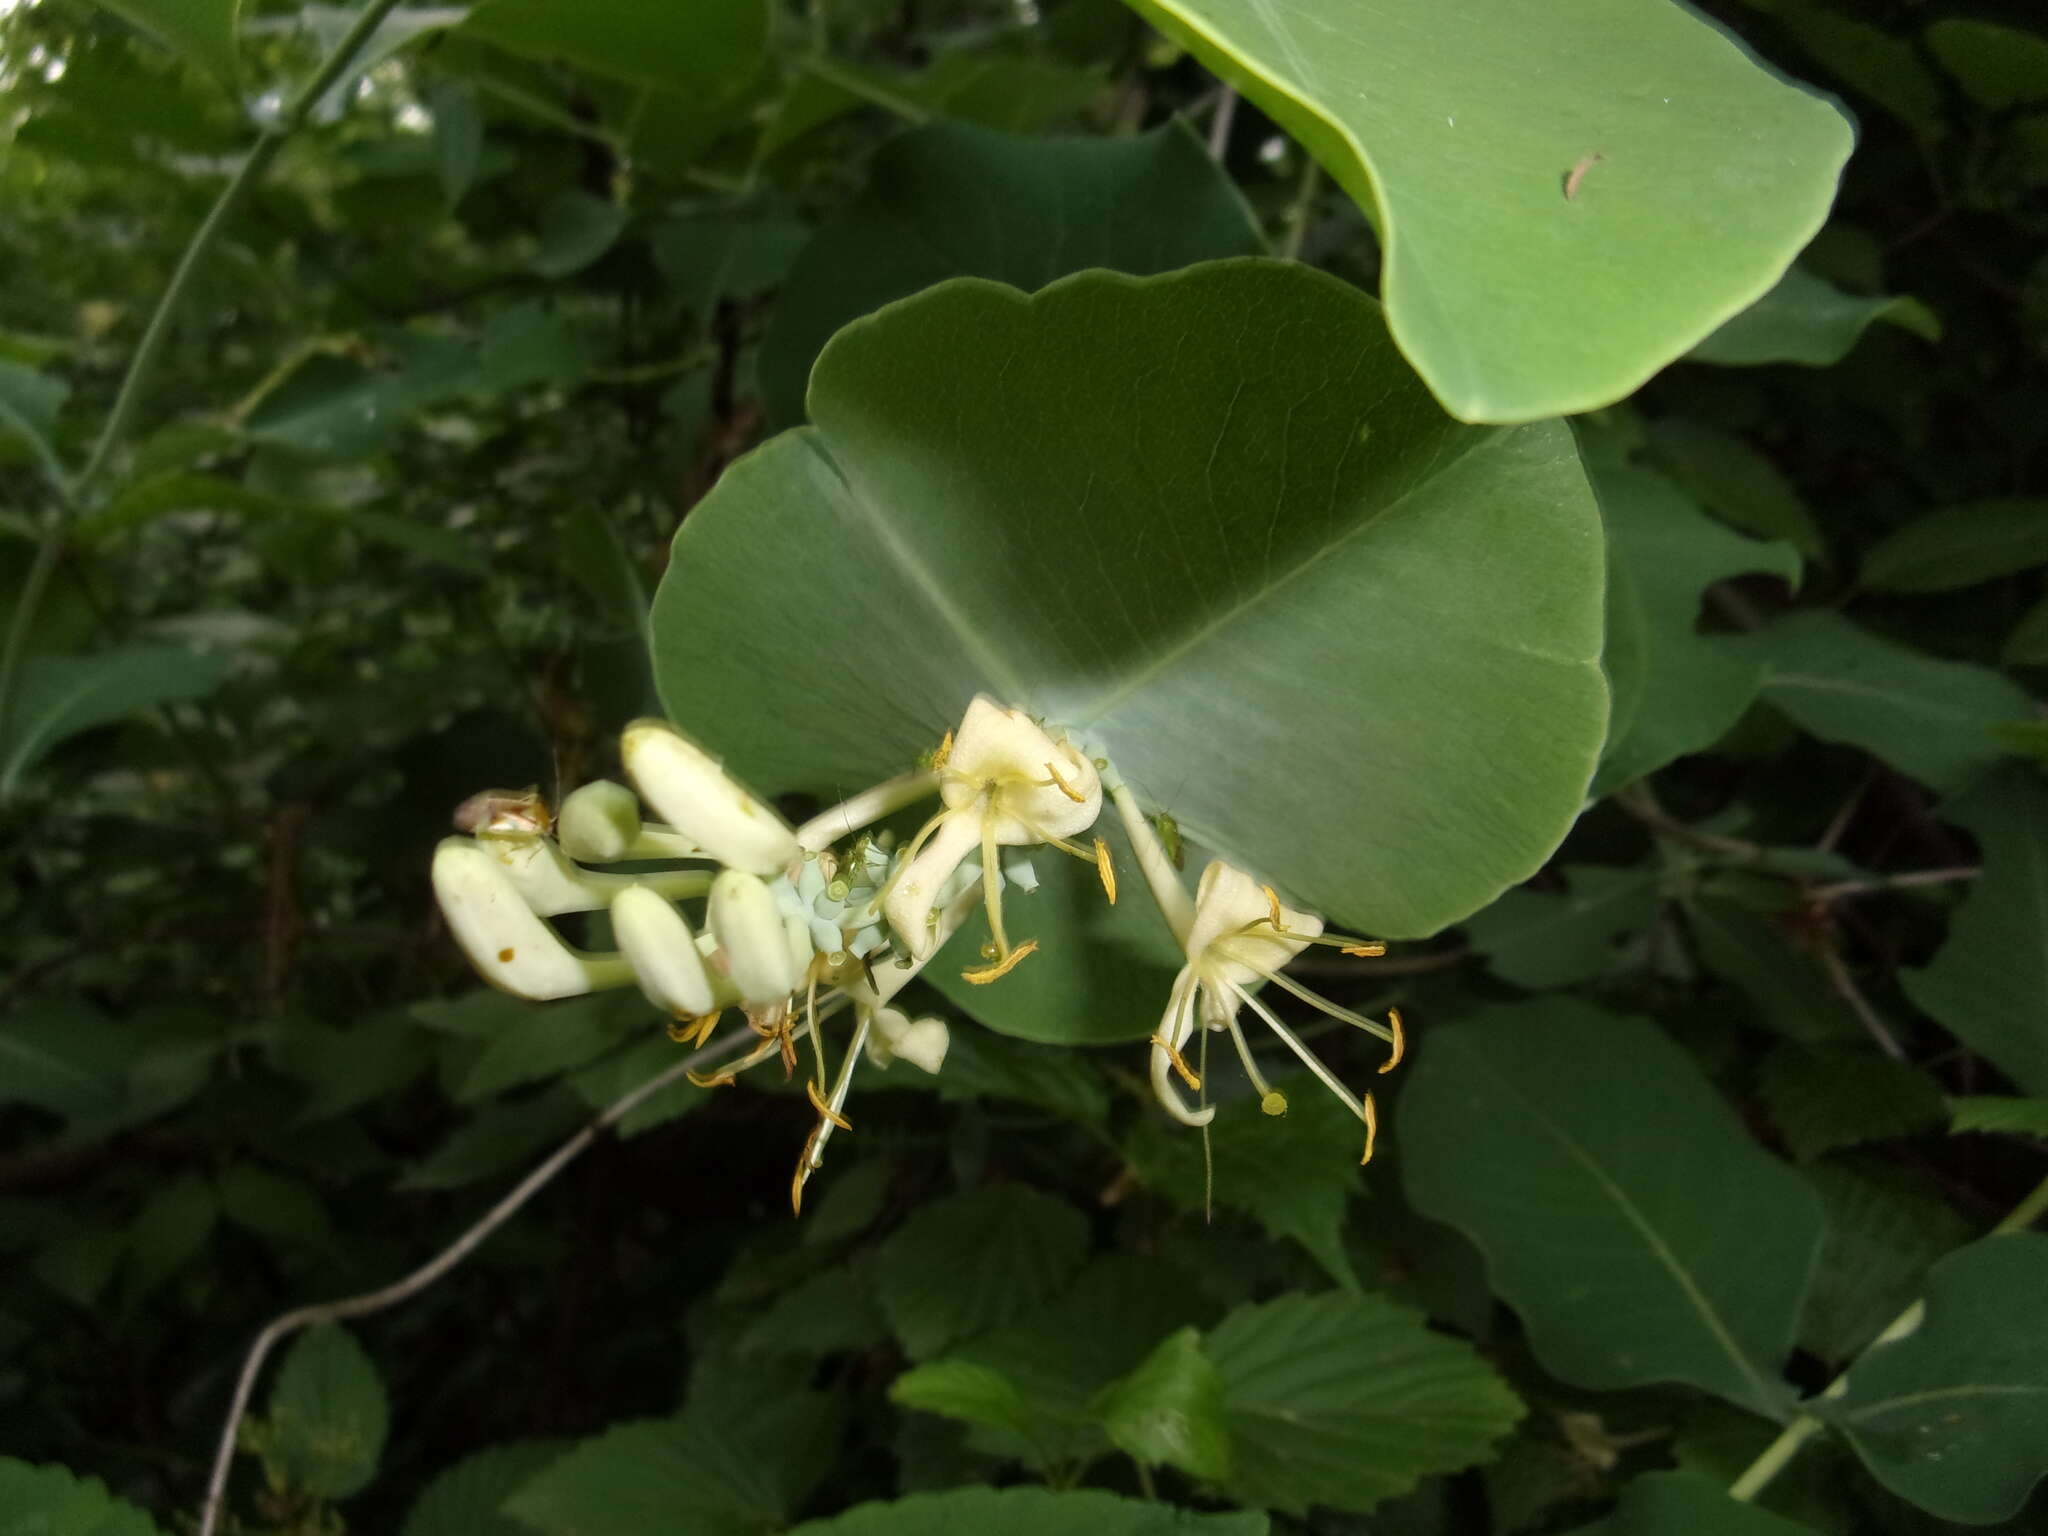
[1147,860,1404,1163]
[882,696,1110,981]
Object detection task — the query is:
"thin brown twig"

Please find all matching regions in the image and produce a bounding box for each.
[1807,866,1980,903]
[195,1030,745,1536]
[1815,941,1908,1061]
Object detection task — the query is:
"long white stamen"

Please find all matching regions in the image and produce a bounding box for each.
[1228,979,1369,1122]
[1225,947,1395,1044]
[796,769,941,852]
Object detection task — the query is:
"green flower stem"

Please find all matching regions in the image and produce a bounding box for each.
[0,0,409,755]
[1729,1169,2048,1504]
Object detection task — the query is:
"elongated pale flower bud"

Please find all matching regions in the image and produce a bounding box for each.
[708,869,803,1004]
[621,719,798,877]
[611,885,718,1018]
[431,839,631,1000]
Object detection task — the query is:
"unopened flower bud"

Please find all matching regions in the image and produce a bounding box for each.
[611,885,717,1018]
[431,839,630,1000]
[621,719,798,877]
[709,869,802,1004]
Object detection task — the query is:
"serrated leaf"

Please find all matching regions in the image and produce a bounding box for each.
[0,1456,165,1536]
[122,1172,217,1309]
[397,1091,585,1191]
[1206,1291,1523,1515]
[1093,1327,1232,1480]
[1691,263,1938,368]
[789,1487,1268,1536]
[1904,770,2048,1093]
[1401,1002,1823,1418]
[454,994,633,1103]
[1756,1046,1945,1162]
[891,1359,1039,1441]
[566,1034,706,1138]
[268,1325,389,1500]
[1950,1095,2048,1137]
[1464,865,1661,988]
[1560,1470,1818,1536]
[1861,499,2048,593]
[403,1440,567,1536]
[1,645,234,794]
[0,1002,135,1118]
[871,1185,1088,1359]
[1594,462,1803,793]
[1728,611,2035,796]
[1127,1079,1365,1286]
[655,260,1608,980]
[274,1012,432,1124]
[218,1164,336,1258]
[926,1028,1111,1122]
[1798,1158,1972,1365]
[758,118,1262,426]
[1822,1233,2048,1523]
[1119,0,1850,422]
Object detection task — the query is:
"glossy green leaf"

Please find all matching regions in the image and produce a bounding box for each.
[1860,498,2048,593]
[1401,1002,1823,1417]
[1464,865,1661,988]
[1728,611,2035,796]
[1,645,234,795]
[1823,1233,2048,1523]
[1798,1158,1971,1365]
[268,1324,389,1500]
[1690,264,1938,367]
[403,1441,567,1536]
[1117,0,1851,422]
[789,1488,1267,1536]
[891,1360,1039,1443]
[1093,1327,1232,1480]
[461,0,768,104]
[1950,1095,2048,1137]
[1645,419,1827,560]
[871,1186,1089,1359]
[1904,770,2048,1094]
[655,261,1609,964]
[1207,1291,1523,1514]
[1561,1470,1818,1536]
[1925,20,2048,112]
[0,1457,164,1536]
[1756,1046,1945,1163]
[529,192,628,279]
[93,0,238,85]
[0,1003,134,1119]
[1594,462,1802,792]
[758,119,1263,426]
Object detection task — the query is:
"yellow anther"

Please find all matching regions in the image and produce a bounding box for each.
[806,1078,852,1131]
[1260,1089,1289,1116]
[667,1008,722,1047]
[1360,1091,1379,1165]
[962,938,1039,984]
[922,729,954,774]
[1379,1007,1405,1074]
[1150,1032,1202,1092]
[1342,941,1388,958]
[1042,759,1087,803]
[1262,884,1285,932]
[790,1165,806,1216]
[1094,837,1117,904]
[687,1069,737,1089]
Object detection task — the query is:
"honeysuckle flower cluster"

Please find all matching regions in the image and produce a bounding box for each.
[432,693,1405,1209]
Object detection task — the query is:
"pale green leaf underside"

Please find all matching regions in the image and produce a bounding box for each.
[1,646,234,795]
[1400,1003,1822,1419]
[653,261,1607,942]
[1114,0,1853,422]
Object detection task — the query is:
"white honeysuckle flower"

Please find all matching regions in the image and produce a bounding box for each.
[431,838,632,1000]
[557,778,702,863]
[883,695,1108,978]
[865,1006,950,1074]
[611,884,720,1022]
[707,868,804,1006]
[1148,859,1403,1163]
[621,718,800,877]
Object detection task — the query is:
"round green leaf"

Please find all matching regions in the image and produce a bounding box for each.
[1115,0,1853,422]
[1093,1326,1232,1480]
[1400,1002,1824,1419]
[1823,1233,2048,1523]
[652,261,1607,957]
[267,1323,389,1500]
